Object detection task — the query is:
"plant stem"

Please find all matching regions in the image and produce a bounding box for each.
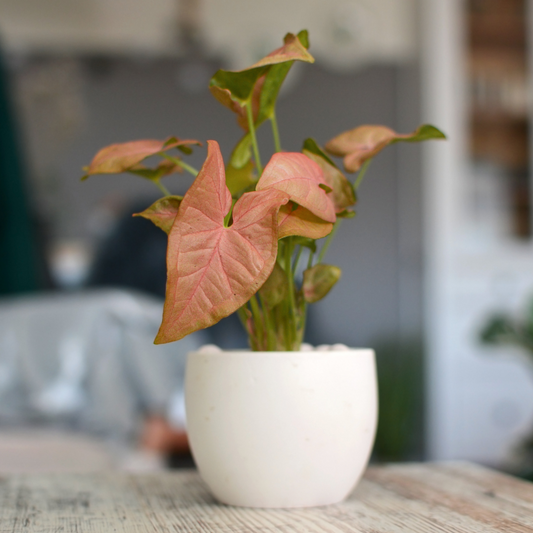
[292,245,303,276]
[246,101,263,175]
[270,112,282,153]
[259,293,276,350]
[284,237,297,350]
[154,180,171,197]
[161,154,199,177]
[237,305,249,333]
[354,159,371,191]
[249,294,264,349]
[307,248,314,270]
[317,220,341,263]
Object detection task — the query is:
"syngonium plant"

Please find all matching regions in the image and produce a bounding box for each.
[82,30,445,351]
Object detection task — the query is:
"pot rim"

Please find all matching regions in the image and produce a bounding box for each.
[188,347,375,357]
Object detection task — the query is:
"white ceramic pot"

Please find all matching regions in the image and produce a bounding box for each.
[184,348,377,508]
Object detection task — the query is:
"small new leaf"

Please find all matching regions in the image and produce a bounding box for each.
[134,196,183,235]
[259,263,288,308]
[303,264,342,303]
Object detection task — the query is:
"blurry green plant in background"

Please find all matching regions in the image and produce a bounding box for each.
[481,302,533,480]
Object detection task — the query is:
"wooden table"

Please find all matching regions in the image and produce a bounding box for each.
[1,462,532,532]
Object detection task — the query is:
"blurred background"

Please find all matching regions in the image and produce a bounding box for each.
[0,0,533,478]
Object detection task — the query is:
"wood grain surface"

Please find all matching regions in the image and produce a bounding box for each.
[0,462,532,532]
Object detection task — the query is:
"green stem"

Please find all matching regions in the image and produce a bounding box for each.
[292,245,303,276]
[285,237,297,350]
[237,305,249,333]
[154,180,171,197]
[246,101,263,175]
[307,248,315,270]
[161,154,199,177]
[354,159,371,191]
[317,220,341,263]
[259,293,276,351]
[270,112,282,153]
[249,294,264,349]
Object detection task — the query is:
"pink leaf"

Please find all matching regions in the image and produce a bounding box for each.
[278,204,333,240]
[257,152,336,223]
[248,32,314,69]
[325,124,445,173]
[155,141,289,344]
[83,137,201,177]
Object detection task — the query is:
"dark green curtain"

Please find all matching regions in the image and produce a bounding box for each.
[0,51,41,294]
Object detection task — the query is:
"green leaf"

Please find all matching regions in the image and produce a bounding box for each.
[230,133,253,169]
[255,61,292,125]
[302,264,342,303]
[325,124,446,173]
[133,196,183,234]
[480,315,518,345]
[259,262,288,308]
[392,124,447,144]
[226,159,256,196]
[210,31,314,126]
[302,138,337,167]
[210,67,268,108]
[336,209,356,219]
[297,29,309,49]
[128,159,182,182]
[291,236,317,253]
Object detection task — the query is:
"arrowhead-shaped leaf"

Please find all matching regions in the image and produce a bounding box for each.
[303,138,356,214]
[155,140,289,344]
[278,203,333,239]
[303,264,342,303]
[257,152,336,223]
[82,137,201,179]
[259,262,288,308]
[210,31,313,125]
[325,124,446,173]
[133,196,183,234]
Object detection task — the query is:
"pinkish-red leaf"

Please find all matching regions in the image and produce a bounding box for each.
[257,152,336,223]
[83,137,201,178]
[278,204,333,239]
[248,32,314,69]
[155,141,289,344]
[133,196,183,234]
[303,149,356,213]
[325,124,445,173]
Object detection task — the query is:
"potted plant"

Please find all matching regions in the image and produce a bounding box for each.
[83,30,445,507]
